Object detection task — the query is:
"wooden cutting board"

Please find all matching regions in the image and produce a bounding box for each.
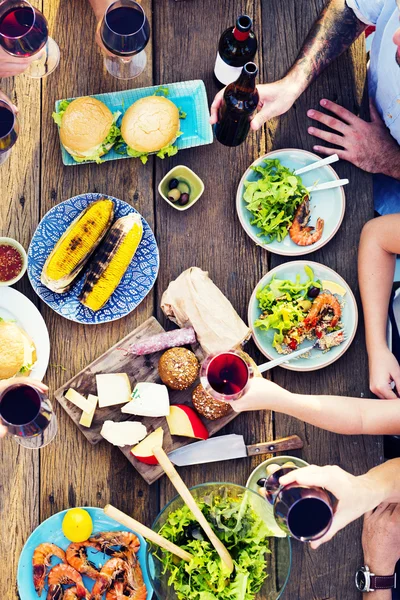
[55,317,238,484]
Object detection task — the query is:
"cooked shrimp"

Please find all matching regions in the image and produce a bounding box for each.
[289,197,324,246]
[106,585,147,600]
[32,542,66,596]
[90,558,127,600]
[66,542,99,579]
[47,564,88,600]
[124,552,147,600]
[303,292,341,330]
[64,587,90,600]
[89,531,140,557]
[105,580,125,600]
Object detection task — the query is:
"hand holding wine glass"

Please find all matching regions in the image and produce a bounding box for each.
[0,377,48,439]
[0,45,36,76]
[0,91,19,164]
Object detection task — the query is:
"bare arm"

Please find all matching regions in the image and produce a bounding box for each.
[358,216,400,399]
[87,0,115,21]
[285,0,367,97]
[233,377,400,435]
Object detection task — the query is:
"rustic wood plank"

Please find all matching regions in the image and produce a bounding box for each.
[153,0,273,513]
[39,0,158,526]
[260,1,382,598]
[0,1,42,597]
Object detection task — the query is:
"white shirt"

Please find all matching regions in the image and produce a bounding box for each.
[347,0,400,144]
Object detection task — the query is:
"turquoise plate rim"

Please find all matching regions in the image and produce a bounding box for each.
[17,506,153,600]
[54,79,213,166]
[236,148,346,256]
[248,260,358,372]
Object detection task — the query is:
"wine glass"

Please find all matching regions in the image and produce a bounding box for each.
[0,0,60,79]
[0,382,58,449]
[0,97,19,165]
[100,0,150,80]
[264,465,333,542]
[200,349,253,402]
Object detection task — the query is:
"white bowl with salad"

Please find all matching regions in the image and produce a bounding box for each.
[236,149,345,256]
[248,261,358,371]
[146,482,291,600]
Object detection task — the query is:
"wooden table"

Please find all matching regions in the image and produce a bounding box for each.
[0,1,383,598]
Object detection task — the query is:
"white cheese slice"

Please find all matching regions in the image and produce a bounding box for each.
[100,420,147,447]
[65,388,94,413]
[121,382,170,417]
[96,373,132,408]
[79,394,98,428]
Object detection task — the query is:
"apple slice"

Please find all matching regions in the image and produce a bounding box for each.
[167,405,209,440]
[131,427,164,465]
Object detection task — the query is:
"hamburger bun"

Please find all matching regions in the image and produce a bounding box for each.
[121,96,180,153]
[0,321,37,380]
[59,97,114,159]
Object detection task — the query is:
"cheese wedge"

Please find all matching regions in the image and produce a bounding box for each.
[79,394,98,428]
[65,388,94,413]
[96,373,132,408]
[100,420,147,447]
[121,382,170,417]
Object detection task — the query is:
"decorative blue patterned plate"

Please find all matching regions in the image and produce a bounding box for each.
[17,507,153,600]
[236,149,346,256]
[248,260,358,372]
[27,193,159,324]
[54,80,213,166]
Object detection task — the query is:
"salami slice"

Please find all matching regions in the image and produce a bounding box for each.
[120,327,197,356]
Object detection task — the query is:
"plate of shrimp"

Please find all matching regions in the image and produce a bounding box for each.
[248,261,358,371]
[236,149,346,256]
[17,507,153,600]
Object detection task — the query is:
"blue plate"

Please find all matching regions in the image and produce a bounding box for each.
[55,80,213,166]
[27,193,159,324]
[17,507,153,600]
[236,149,346,256]
[248,260,358,372]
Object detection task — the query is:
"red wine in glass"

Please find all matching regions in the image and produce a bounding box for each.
[0,383,57,448]
[101,0,150,57]
[201,351,252,401]
[0,4,48,57]
[0,101,18,153]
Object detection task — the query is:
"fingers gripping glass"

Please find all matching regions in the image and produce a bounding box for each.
[0,383,57,449]
[200,350,253,402]
[0,0,60,78]
[0,98,19,165]
[100,0,150,80]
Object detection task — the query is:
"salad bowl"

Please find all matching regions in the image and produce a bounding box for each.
[146,482,291,600]
[248,260,358,372]
[236,149,346,256]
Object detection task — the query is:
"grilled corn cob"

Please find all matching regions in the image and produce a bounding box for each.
[41,198,115,293]
[79,213,143,311]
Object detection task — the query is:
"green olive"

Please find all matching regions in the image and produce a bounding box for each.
[177,181,190,194]
[168,189,181,202]
[298,299,312,311]
[265,463,281,476]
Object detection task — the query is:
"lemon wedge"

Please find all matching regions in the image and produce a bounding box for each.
[321,280,346,296]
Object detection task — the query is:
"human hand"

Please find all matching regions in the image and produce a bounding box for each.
[0,46,36,78]
[209,79,300,131]
[368,345,400,399]
[279,465,384,549]
[307,99,400,174]
[0,378,48,438]
[231,376,293,413]
[362,503,400,573]
[0,90,17,113]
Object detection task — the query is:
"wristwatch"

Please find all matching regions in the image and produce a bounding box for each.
[355,566,397,592]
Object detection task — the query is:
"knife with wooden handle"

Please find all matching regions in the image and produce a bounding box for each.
[168,434,303,466]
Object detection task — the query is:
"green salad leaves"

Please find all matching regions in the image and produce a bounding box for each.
[51,99,71,126]
[157,487,273,600]
[255,266,321,348]
[243,159,308,242]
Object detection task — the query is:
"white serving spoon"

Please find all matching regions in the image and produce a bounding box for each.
[294,154,339,175]
[306,178,349,193]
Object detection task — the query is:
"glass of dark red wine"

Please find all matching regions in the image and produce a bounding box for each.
[100,0,150,80]
[264,465,334,542]
[0,0,60,79]
[0,382,57,449]
[0,97,19,165]
[200,349,253,402]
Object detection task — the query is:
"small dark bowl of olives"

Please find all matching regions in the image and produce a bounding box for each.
[158,165,205,211]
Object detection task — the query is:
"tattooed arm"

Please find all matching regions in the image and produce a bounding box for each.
[211,0,367,130]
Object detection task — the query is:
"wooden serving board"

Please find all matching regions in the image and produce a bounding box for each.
[55,317,238,484]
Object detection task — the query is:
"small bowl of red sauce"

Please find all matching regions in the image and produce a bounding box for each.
[0,237,27,286]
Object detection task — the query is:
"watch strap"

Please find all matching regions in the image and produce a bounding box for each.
[370,574,396,590]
